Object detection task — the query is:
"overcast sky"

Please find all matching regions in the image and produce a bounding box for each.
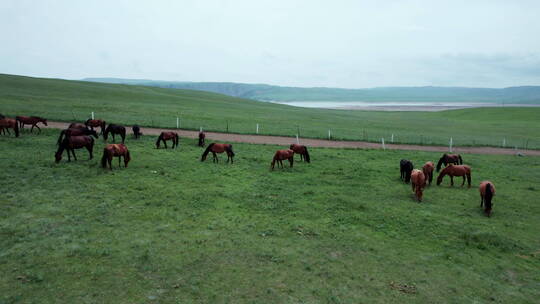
[1,0,539,88]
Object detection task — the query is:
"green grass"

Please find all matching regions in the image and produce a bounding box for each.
[1,74,540,149]
[1,130,539,303]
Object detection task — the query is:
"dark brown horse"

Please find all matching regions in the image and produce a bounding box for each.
[400,159,414,183]
[0,117,19,137]
[198,131,206,147]
[104,124,126,143]
[101,144,130,170]
[57,128,98,145]
[55,135,94,163]
[436,153,463,172]
[68,122,88,129]
[271,149,294,170]
[479,181,496,217]
[156,131,179,149]
[85,119,106,135]
[411,169,426,202]
[436,165,471,187]
[16,116,47,133]
[132,125,142,139]
[422,161,435,185]
[289,144,310,163]
[201,143,235,163]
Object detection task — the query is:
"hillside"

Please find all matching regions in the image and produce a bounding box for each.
[84,77,540,103]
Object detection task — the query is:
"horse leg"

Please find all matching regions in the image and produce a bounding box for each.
[35,124,41,134]
[118,155,122,167]
[30,124,35,134]
[87,145,93,160]
[480,195,484,207]
[112,134,116,143]
[212,152,217,163]
[164,140,168,149]
[72,149,78,161]
[450,176,454,186]
[108,157,112,170]
[121,134,125,144]
[461,176,465,187]
[289,157,294,168]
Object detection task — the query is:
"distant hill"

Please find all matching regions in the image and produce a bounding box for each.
[83,78,540,103]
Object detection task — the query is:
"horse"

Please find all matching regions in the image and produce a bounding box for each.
[436,165,471,187]
[400,159,414,183]
[57,128,98,145]
[132,125,142,139]
[410,169,426,202]
[289,144,310,163]
[156,131,179,149]
[198,131,206,147]
[436,153,463,172]
[422,161,435,185]
[0,117,19,137]
[85,119,106,135]
[479,181,496,217]
[55,135,94,163]
[271,149,294,170]
[201,143,235,163]
[103,124,126,143]
[68,122,88,129]
[16,116,47,133]
[101,144,130,170]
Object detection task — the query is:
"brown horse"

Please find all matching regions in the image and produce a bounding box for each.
[103,124,126,143]
[436,165,471,187]
[436,153,463,172]
[85,119,106,135]
[101,144,130,170]
[289,144,310,163]
[156,132,179,149]
[57,128,98,145]
[422,161,435,185]
[479,181,496,217]
[271,149,294,170]
[201,143,235,163]
[198,132,206,147]
[0,117,19,137]
[411,169,426,202]
[16,116,47,133]
[55,135,94,163]
[68,122,87,129]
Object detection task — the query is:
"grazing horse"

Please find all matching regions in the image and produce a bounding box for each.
[16,116,47,133]
[132,125,142,139]
[68,122,88,129]
[104,124,126,143]
[410,169,426,202]
[57,128,98,145]
[400,159,414,183]
[198,131,206,147]
[436,165,471,187]
[436,153,463,172]
[156,131,179,149]
[85,119,106,135]
[422,161,435,185]
[289,144,310,163]
[201,143,235,163]
[479,181,496,217]
[271,149,294,170]
[0,117,19,137]
[55,135,94,163]
[101,144,130,170]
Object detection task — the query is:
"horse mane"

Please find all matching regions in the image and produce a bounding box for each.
[458,154,463,165]
[303,145,310,163]
[201,143,215,161]
[436,156,445,172]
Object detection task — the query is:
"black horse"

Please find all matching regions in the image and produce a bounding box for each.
[400,159,414,183]
[436,153,463,172]
[198,131,206,147]
[57,128,98,145]
[132,125,142,139]
[104,124,126,143]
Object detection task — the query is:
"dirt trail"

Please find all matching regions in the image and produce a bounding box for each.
[46,121,539,156]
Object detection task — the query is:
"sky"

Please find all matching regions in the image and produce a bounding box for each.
[1,0,540,88]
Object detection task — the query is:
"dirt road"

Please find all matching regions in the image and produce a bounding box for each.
[46,121,539,156]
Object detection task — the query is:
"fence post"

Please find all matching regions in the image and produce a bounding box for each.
[296,134,299,144]
[328,129,331,140]
[91,111,94,119]
[200,126,202,132]
[391,134,394,143]
[382,138,385,150]
[226,121,229,133]
[176,117,179,129]
[503,138,506,148]
[256,123,259,134]
[449,137,453,152]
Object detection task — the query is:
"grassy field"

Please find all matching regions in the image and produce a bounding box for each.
[1,130,539,303]
[1,74,540,149]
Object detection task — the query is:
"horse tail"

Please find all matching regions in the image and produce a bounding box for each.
[201,143,214,161]
[155,134,162,148]
[303,146,310,163]
[436,157,443,172]
[175,133,179,147]
[101,148,108,168]
[14,120,19,137]
[458,155,463,165]
[125,149,131,166]
[226,144,235,157]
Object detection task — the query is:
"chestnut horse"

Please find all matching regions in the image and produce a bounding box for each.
[436,165,471,187]
[410,169,426,202]
[68,122,87,129]
[55,135,94,163]
[101,144,130,170]
[16,116,47,133]
[57,128,98,145]
[156,131,179,149]
[422,161,435,185]
[132,125,142,139]
[0,117,19,137]
[289,144,310,163]
[198,131,206,147]
[271,149,294,170]
[436,153,463,172]
[201,143,235,163]
[85,119,106,135]
[104,124,126,143]
[400,159,413,183]
[479,181,496,217]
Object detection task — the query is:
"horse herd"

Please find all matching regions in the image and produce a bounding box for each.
[1,115,495,216]
[400,153,495,217]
